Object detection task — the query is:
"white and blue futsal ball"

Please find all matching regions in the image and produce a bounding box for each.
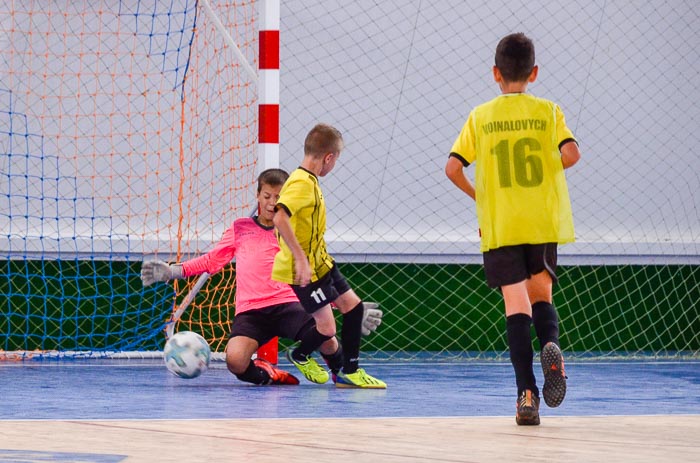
[164,331,211,379]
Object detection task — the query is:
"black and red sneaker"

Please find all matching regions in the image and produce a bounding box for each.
[254,358,300,385]
[515,389,540,426]
[541,342,567,408]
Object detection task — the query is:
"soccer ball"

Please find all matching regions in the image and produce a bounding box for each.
[164,331,211,379]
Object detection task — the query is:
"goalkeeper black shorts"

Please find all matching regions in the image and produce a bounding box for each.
[229,302,315,346]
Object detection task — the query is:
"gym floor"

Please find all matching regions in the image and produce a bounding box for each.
[1,359,699,462]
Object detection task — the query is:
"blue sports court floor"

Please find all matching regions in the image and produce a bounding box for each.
[2,359,699,419]
[1,359,699,462]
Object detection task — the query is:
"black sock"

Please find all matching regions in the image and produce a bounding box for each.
[321,344,343,374]
[506,313,538,396]
[293,325,331,363]
[340,302,364,374]
[532,301,560,349]
[235,360,269,385]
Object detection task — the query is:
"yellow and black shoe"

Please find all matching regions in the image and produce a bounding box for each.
[335,368,386,389]
[285,350,329,384]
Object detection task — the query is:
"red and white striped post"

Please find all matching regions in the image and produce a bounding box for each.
[258,0,280,169]
[256,0,280,364]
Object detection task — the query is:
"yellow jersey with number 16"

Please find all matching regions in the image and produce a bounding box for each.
[450,93,576,252]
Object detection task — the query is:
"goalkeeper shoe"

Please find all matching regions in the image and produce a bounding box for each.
[515,389,540,426]
[335,368,387,389]
[541,342,567,408]
[286,350,329,384]
[254,358,300,386]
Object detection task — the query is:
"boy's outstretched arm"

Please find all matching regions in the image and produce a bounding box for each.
[140,222,237,286]
[273,208,312,286]
[445,155,476,200]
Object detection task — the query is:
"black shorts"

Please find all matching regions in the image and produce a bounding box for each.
[291,265,351,314]
[482,243,558,288]
[229,302,315,346]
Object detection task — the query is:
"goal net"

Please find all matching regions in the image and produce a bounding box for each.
[1,0,698,361]
[0,1,258,358]
[276,1,699,360]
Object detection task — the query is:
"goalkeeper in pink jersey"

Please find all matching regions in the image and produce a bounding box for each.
[141,169,382,385]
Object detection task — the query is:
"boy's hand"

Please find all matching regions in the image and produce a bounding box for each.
[361,302,383,336]
[141,260,183,286]
[293,258,312,286]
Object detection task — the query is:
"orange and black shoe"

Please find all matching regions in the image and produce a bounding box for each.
[254,358,300,385]
[541,342,567,408]
[515,389,540,426]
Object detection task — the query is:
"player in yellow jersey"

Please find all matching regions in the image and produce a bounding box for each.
[445,33,581,425]
[272,123,386,388]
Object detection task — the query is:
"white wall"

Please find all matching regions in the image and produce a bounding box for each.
[279,0,699,262]
[0,1,697,263]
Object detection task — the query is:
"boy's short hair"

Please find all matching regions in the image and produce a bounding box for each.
[304,123,344,158]
[257,168,288,192]
[495,33,535,82]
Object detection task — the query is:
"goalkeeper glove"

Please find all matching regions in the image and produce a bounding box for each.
[141,260,183,287]
[361,302,383,336]
[331,301,383,336]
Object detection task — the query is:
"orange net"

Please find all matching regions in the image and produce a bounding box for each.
[0,1,258,356]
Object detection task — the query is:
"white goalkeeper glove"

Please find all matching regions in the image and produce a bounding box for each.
[331,301,383,336]
[140,260,183,287]
[361,302,383,336]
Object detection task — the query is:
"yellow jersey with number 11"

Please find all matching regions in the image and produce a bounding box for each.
[450,93,576,252]
[271,167,334,284]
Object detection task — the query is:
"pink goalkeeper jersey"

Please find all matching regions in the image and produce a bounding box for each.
[181,217,298,314]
